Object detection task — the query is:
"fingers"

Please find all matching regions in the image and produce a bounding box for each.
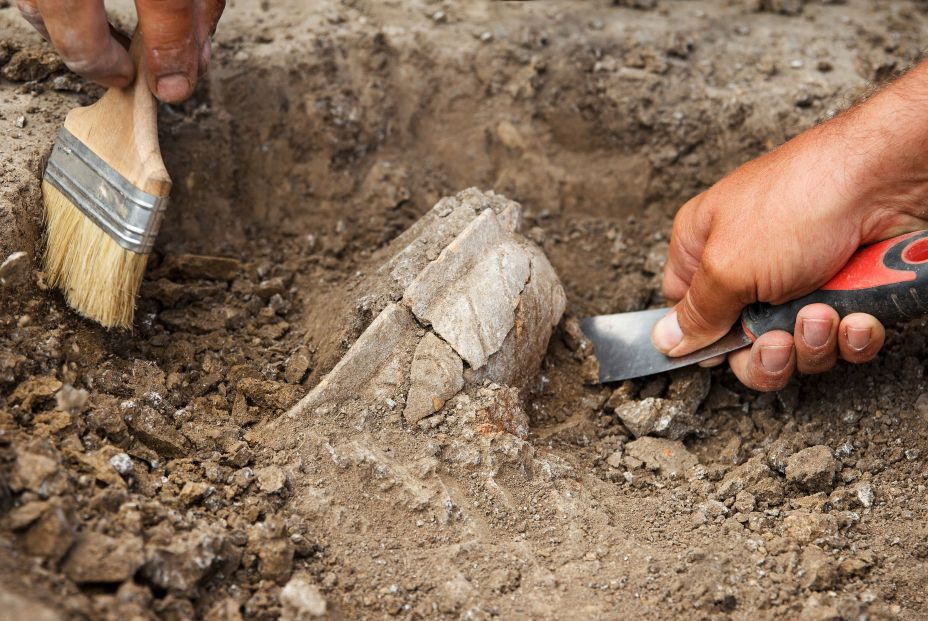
[662,194,709,302]
[135,0,199,102]
[838,313,885,363]
[725,307,883,392]
[794,303,839,375]
[32,0,134,88]
[728,331,796,392]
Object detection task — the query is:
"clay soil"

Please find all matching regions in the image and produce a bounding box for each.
[3,1,928,619]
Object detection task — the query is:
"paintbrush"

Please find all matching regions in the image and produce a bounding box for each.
[43,31,171,329]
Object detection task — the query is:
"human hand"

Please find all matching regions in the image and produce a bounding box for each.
[17,0,224,103]
[653,64,928,391]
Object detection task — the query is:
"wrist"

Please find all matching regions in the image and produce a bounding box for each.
[828,64,928,225]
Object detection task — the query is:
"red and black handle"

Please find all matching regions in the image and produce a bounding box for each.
[741,230,928,338]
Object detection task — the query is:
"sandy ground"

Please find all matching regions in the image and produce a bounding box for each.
[3,0,928,619]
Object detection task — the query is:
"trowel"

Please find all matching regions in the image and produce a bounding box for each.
[581,230,928,383]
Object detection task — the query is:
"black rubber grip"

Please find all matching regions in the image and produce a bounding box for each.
[742,230,928,338]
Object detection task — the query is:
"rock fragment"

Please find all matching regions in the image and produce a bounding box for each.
[22,499,75,562]
[124,404,191,458]
[613,368,710,439]
[404,333,464,424]
[255,466,287,493]
[280,573,328,619]
[9,447,60,494]
[142,528,241,593]
[799,545,837,591]
[62,532,144,584]
[284,346,313,384]
[716,455,783,506]
[403,208,531,368]
[624,437,698,477]
[0,251,29,287]
[287,303,420,415]
[786,445,836,493]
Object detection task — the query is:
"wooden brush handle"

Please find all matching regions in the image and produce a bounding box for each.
[63,31,171,198]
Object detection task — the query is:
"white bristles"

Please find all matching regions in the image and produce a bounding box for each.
[43,180,148,329]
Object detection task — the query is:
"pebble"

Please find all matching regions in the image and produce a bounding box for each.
[0,251,29,287]
[856,482,874,508]
[15,115,25,128]
[109,452,134,476]
[255,466,287,493]
[789,59,804,69]
[785,445,836,493]
[55,385,89,413]
[280,574,327,619]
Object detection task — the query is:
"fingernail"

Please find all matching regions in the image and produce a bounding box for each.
[801,318,832,349]
[846,326,872,352]
[201,37,212,70]
[156,74,191,102]
[760,345,791,373]
[653,310,683,353]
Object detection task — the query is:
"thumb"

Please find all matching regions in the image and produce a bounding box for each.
[652,263,747,357]
[136,0,198,102]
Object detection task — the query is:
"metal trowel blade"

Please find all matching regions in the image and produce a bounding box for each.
[579,308,751,383]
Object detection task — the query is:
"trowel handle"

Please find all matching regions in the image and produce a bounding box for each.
[741,230,928,338]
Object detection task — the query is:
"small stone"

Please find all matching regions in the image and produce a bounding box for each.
[816,60,833,72]
[109,452,133,476]
[284,346,313,384]
[856,482,874,508]
[9,448,60,494]
[789,59,804,69]
[256,277,287,299]
[179,481,212,506]
[258,538,295,583]
[838,551,874,578]
[238,378,304,411]
[141,528,240,593]
[624,437,698,477]
[255,466,287,493]
[430,9,446,23]
[280,573,328,619]
[606,450,624,469]
[404,332,464,424]
[905,448,920,461]
[63,532,144,584]
[55,384,89,413]
[124,404,191,458]
[786,445,836,493]
[14,115,25,128]
[23,499,75,562]
[799,545,837,591]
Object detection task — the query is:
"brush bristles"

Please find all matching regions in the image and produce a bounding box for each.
[43,181,148,329]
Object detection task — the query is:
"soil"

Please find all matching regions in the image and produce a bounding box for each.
[2,0,928,619]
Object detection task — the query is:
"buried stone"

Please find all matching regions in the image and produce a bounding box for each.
[279,189,565,432]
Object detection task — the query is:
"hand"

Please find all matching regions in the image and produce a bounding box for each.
[17,0,225,103]
[653,63,928,391]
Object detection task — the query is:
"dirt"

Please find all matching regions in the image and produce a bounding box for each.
[3,0,928,619]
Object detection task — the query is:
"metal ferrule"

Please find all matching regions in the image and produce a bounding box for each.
[44,128,167,254]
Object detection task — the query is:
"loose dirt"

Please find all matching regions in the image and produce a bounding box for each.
[3,1,928,619]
